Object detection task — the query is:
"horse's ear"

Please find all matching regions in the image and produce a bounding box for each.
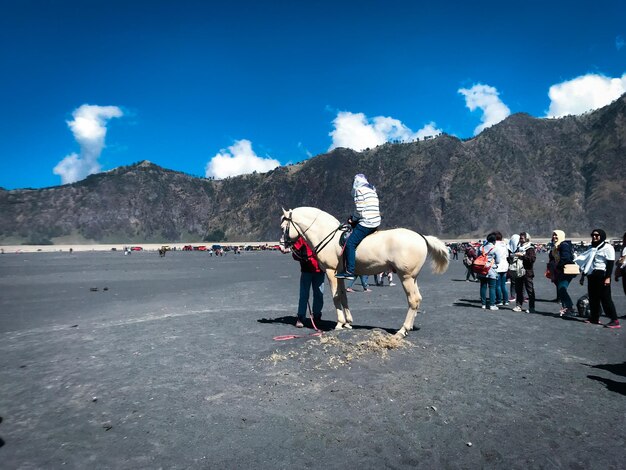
[282,207,289,217]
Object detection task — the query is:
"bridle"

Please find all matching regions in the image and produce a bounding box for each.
[280,209,350,258]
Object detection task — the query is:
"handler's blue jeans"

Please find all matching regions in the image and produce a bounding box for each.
[298,271,325,319]
[344,224,377,274]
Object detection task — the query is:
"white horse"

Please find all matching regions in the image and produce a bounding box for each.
[280,207,449,337]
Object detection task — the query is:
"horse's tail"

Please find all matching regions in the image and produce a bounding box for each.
[424,235,450,274]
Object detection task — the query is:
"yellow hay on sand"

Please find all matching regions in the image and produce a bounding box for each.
[268,330,411,369]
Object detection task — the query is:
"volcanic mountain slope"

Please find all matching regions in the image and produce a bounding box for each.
[1,95,625,243]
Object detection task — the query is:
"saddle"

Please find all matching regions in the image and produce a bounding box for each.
[339,226,352,248]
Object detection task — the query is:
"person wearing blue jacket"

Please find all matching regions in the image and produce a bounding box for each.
[548,230,577,316]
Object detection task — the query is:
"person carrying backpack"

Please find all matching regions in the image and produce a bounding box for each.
[464,245,477,281]
[476,233,502,310]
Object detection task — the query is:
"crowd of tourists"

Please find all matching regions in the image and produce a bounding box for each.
[463,230,625,329]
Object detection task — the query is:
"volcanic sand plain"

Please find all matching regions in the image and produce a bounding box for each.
[0,249,624,469]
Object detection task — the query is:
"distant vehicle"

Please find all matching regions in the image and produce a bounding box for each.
[196,246,207,251]
[211,244,222,251]
[130,246,143,251]
[182,245,193,251]
[161,245,171,251]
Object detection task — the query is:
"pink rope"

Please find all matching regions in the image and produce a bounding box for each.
[273,301,323,341]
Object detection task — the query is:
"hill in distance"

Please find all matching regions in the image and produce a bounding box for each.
[1,95,625,244]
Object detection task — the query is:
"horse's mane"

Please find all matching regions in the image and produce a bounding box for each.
[294,207,341,227]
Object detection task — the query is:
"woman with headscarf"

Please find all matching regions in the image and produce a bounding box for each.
[511,232,536,313]
[507,234,520,302]
[548,230,577,316]
[579,229,620,328]
[336,174,381,280]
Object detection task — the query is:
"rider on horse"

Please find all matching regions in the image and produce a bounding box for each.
[336,174,381,280]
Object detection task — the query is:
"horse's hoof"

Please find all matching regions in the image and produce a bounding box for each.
[335,323,345,330]
[395,328,407,338]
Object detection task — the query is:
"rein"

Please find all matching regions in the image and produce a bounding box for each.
[272,302,323,341]
[282,210,350,259]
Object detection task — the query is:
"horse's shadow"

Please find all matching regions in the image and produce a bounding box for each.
[257,316,401,335]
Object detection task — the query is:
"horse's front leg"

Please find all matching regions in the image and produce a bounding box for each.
[327,270,352,329]
[396,275,422,337]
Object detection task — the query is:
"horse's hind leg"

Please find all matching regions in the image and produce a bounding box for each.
[397,275,422,337]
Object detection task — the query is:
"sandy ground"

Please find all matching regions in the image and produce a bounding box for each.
[0,250,624,469]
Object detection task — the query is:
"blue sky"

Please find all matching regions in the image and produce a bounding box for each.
[1,0,625,189]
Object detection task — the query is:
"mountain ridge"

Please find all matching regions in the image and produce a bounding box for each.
[2,95,625,243]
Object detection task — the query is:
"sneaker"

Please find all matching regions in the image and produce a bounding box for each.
[562,309,576,318]
[481,305,486,309]
[584,319,602,325]
[512,306,523,312]
[335,272,355,280]
[346,287,355,293]
[295,319,304,328]
[504,302,510,306]
[605,320,621,329]
[363,288,372,292]
[389,282,396,287]
[496,302,504,306]
[489,305,499,311]
[528,308,536,314]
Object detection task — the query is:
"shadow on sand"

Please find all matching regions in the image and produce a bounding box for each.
[258,316,400,335]
[585,362,626,396]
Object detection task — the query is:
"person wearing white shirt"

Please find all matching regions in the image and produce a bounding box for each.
[494,232,510,306]
[581,229,620,328]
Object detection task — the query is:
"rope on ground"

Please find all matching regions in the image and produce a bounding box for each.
[273,301,323,341]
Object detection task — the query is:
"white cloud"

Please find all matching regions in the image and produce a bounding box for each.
[53,104,123,184]
[205,139,280,179]
[546,73,626,118]
[458,84,511,136]
[328,111,441,151]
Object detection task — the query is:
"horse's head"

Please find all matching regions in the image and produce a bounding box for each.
[279,208,298,249]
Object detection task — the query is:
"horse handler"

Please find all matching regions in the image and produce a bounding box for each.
[336,174,381,280]
[291,236,325,328]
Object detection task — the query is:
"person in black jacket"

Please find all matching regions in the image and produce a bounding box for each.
[511,232,536,313]
[548,230,577,316]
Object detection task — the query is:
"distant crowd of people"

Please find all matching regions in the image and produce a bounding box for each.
[461,230,625,329]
